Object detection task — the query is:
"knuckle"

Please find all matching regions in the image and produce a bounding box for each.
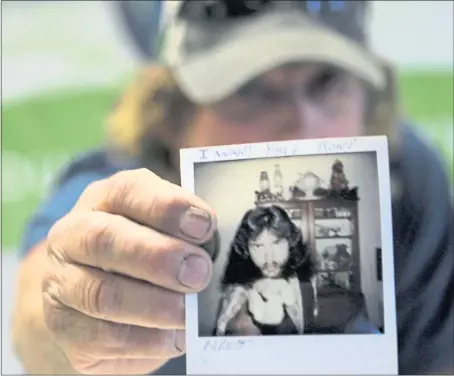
[103,169,155,212]
[120,220,179,260]
[65,351,101,375]
[84,180,106,197]
[147,188,185,227]
[81,275,121,316]
[80,215,115,258]
[46,218,74,266]
[144,288,184,325]
[103,171,134,212]
[47,215,70,250]
[110,169,135,182]
[133,167,154,177]
[77,180,108,208]
[123,236,150,264]
[122,235,169,277]
[156,334,171,357]
[106,168,160,214]
[42,289,69,335]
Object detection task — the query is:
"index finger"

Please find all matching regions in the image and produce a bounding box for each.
[48,210,213,293]
[76,169,216,245]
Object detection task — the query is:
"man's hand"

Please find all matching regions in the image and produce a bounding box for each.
[42,169,217,374]
[248,287,285,326]
[253,278,296,307]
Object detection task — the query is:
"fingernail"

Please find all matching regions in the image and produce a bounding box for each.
[174,330,186,353]
[177,254,210,289]
[179,206,212,241]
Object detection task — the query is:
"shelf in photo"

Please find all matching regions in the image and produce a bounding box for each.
[254,193,359,207]
[316,268,353,273]
[314,216,352,220]
[315,236,352,240]
[254,199,320,207]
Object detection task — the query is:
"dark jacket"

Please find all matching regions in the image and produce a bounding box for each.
[19,124,454,374]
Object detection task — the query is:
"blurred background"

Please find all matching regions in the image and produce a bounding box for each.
[1,1,453,373]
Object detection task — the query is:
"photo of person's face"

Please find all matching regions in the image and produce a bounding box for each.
[248,229,290,278]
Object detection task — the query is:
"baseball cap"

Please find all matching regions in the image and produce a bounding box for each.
[160,0,385,105]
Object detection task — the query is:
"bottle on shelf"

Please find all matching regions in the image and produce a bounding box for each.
[259,171,270,193]
[272,164,284,199]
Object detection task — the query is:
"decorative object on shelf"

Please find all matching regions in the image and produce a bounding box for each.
[318,271,352,290]
[289,184,306,200]
[288,208,302,219]
[315,224,342,237]
[289,173,306,200]
[259,171,270,191]
[331,243,352,269]
[316,224,329,237]
[255,171,274,202]
[320,246,335,270]
[290,171,328,200]
[336,186,359,200]
[330,159,349,192]
[319,243,352,271]
[254,163,359,204]
[327,160,359,200]
[272,164,284,200]
[318,207,352,218]
[315,218,352,237]
[337,207,351,218]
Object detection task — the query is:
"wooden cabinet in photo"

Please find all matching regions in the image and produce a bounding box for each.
[255,194,361,293]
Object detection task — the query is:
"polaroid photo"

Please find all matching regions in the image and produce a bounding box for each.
[180,136,398,375]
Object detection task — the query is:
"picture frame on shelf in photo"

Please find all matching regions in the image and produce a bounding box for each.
[180,136,397,375]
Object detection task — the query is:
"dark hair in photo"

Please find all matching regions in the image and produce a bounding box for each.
[222,205,315,286]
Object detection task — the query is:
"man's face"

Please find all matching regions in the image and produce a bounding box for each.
[248,229,290,278]
[182,63,367,148]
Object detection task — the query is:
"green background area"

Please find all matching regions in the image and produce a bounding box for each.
[2,72,453,252]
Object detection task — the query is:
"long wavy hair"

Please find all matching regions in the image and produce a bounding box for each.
[106,66,195,183]
[222,205,315,286]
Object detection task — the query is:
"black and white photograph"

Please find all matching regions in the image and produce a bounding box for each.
[180,137,398,375]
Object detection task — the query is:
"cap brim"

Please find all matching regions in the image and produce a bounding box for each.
[172,24,385,105]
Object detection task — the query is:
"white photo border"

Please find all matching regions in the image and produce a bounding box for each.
[180,136,398,375]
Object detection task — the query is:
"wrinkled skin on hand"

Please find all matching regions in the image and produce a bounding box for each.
[42,169,217,374]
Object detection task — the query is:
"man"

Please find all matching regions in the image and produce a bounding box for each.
[214,205,317,337]
[11,1,453,375]
[213,205,377,337]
